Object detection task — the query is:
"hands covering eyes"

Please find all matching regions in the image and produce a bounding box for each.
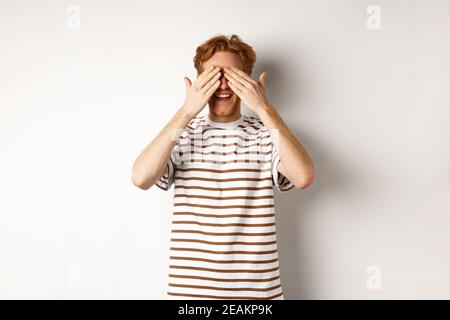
[223,66,269,117]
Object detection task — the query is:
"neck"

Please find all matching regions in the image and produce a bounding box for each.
[208,107,241,123]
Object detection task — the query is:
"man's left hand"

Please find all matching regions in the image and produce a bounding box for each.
[224,66,272,117]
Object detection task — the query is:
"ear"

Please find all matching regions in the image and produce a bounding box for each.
[184,77,192,88]
[258,72,267,88]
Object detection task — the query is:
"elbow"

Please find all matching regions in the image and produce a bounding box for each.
[131,165,154,190]
[294,166,315,189]
[132,176,151,190]
[132,174,152,190]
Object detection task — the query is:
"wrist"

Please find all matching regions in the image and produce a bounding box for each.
[179,104,196,120]
[257,102,276,120]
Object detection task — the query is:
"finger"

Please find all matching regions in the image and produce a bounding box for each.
[195,65,214,84]
[198,66,220,89]
[197,66,220,88]
[230,66,257,83]
[258,72,266,88]
[224,72,247,92]
[224,67,249,88]
[227,81,242,98]
[225,66,257,88]
[204,80,221,98]
[201,71,221,93]
[184,77,192,88]
[224,68,253,90]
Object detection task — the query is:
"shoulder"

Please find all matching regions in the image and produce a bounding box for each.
[177,114,207,140]
[243,115,263,127]
[241,115,270,134]
[186,114,207,131]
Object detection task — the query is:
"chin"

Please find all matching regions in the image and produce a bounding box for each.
[209,98,240,116]
[211,105,235,116]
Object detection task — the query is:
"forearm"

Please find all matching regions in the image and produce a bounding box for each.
[258,104,315,186]
[132,106,193,189]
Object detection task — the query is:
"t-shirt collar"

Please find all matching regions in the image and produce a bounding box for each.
[205,113,244,129]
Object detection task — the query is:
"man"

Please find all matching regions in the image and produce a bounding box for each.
[132,34,315,300]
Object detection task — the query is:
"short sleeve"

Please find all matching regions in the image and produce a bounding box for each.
[154,154,175,191]
[154,132,183,191]
[271,142,295,193]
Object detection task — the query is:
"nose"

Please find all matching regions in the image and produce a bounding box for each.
[219,69,229,89]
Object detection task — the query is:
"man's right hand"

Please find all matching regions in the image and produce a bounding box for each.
[182,65,221,118]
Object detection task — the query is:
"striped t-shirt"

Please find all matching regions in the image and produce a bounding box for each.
[155,113,295,300]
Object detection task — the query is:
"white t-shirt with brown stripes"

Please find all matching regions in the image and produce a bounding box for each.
[155,113,294,300]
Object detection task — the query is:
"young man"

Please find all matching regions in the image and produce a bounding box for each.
[132,34,315,300]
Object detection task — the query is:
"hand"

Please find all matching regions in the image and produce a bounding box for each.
[181,65,221,118]
[224,66,271,116]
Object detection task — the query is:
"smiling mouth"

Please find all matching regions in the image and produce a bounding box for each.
[214,93,233,101]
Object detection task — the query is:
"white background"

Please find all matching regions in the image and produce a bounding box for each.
[0,0,449,299]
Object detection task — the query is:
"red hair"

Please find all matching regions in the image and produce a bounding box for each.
[193,34,256,75]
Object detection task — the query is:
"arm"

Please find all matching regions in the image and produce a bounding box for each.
[132,65,222,190]
[259,104,315,189]
[223,66,315,189]
[131,107,192,190]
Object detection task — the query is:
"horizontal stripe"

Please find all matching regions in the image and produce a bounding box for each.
[169,283,281,292]
[184,126,266,136]
[174,186,273,197]
[176,141,271,149]
[169,265,279,273]
[243,118,263,126]
[171,228,276,239]
[174,194,273,200]
[173,198,274,211]
[171,237,277,247]
[184,117,205,129]
[170,239,277,245]
[169,274,280,282]
[170,275,281,291]
[170,256,278,264]
[175,150,270,157]
[241,121,263,129]
[171,230,276,236]
[176,167,270,174]
[172,212,274,218]
[174,185,273,191]
[166,291,283,300]
[282,184,295,191]
[180,134,271,143]
[173,203,274,209]
[170,247,277,255]
[174,176,272,182]
[177,159,271,165]
[172,221,275,227]
[155,183,168,191]
[168,244,279,253]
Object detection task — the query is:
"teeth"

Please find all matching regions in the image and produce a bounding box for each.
[215,94,231,98]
